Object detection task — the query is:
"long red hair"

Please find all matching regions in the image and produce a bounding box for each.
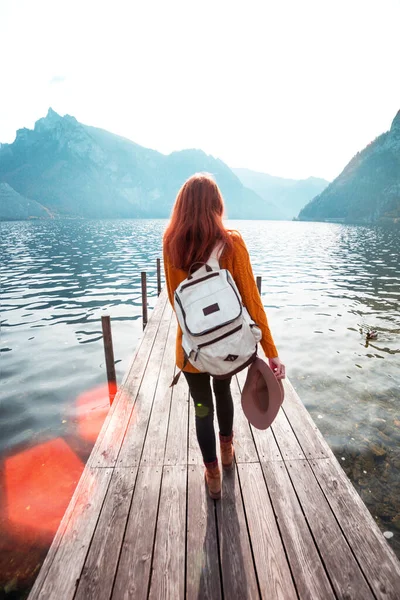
[163,173,234,271]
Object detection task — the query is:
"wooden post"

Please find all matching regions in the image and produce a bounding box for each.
[141,271,148,329]
[157,258,161,296]
[101,315,117,404]
[256,276,262,294]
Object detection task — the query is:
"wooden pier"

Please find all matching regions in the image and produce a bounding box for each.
[29,288,400,599]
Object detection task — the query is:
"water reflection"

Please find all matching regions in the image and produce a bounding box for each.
[0,219,399,596]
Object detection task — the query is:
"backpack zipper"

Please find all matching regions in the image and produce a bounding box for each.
[195,324,243,357]
[180,271,219,291]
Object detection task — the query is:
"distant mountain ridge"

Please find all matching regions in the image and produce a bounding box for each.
[299,110,400,224]
[0,182,53,220]
[232,168,329,220]
[0,109,284,221]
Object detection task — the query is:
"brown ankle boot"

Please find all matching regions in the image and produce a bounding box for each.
[220,433,234,470]
[204,460,221,499]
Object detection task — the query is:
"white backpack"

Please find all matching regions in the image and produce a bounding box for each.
[173,243,262,381]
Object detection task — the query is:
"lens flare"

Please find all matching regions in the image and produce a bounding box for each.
[75,383,113,443]
[4,438,84,544]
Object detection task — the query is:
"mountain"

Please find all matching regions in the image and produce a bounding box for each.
[298,110,400,224]
[232,168,329,220]
[0,109,282,221]
[0,182,52,220]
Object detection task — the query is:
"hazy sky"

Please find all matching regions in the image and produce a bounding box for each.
[0,0,399,181]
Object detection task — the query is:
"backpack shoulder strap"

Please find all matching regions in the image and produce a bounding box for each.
[206,241,225,270]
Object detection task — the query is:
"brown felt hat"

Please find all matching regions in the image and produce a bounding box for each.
[241,357,284,430]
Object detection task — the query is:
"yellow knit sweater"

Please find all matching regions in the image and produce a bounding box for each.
[163,232,278,373]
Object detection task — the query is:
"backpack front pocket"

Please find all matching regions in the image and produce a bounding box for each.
[191,324,256,376]
[176,285,242,336]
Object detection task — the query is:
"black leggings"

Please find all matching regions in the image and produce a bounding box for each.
[183,372,234,464]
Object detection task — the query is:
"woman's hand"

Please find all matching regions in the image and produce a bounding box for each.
[268,357,286,379]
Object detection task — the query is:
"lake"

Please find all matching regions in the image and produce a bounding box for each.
[1,218,399,597]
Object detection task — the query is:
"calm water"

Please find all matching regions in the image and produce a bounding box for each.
[1,219,399,596]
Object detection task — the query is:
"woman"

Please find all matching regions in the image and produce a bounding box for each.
[163,173,285,499]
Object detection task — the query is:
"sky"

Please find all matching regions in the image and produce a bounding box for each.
[0,0,399,181]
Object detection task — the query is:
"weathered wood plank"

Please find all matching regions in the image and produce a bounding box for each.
[286,459,374,599]
[238,463,297,600]
[112,466,163,600]
[261,461,335,600]
[29,467,113,600]
[148,466,187,600]
[89,291,169,468]
[251,424,283,462]
[116,305,173,466]
[231,375,258,463]
[186,465,222,600]
[216,468,259,599]
[140,315,176,466]
[75,467,138,600]
[271,407,305,460]
[164,372,189,466]
[281,379,332,460]
[311,458,400,600]
[124,288,169,394]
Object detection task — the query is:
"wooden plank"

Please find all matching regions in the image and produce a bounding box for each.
[123,288,168,391]
[281,379,332,460]
[286,459,374,599]
[186,465,222,600]
[120,286,168,391]
[231,375,258,463]
[164,373,189,466]
[271,407,305,460]
[28,477,90,599]
[75,467,138,600]
[95,289,167,443]
[148,466,187,600]
[29,467,113,600]
[251,425,283,462]
[140,315,176,466]
[116,305,173,467]
[238,463,297,600]
[311,458,400,600]
[89,291,169,468]
[261,461,335,600]
[112,466,163,600]
[216,468,260,599]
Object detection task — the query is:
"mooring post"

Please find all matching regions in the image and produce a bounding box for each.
[101,315,117,404]
[256,276,262,294]
[141,271,148,329]
[156,258,161,296]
